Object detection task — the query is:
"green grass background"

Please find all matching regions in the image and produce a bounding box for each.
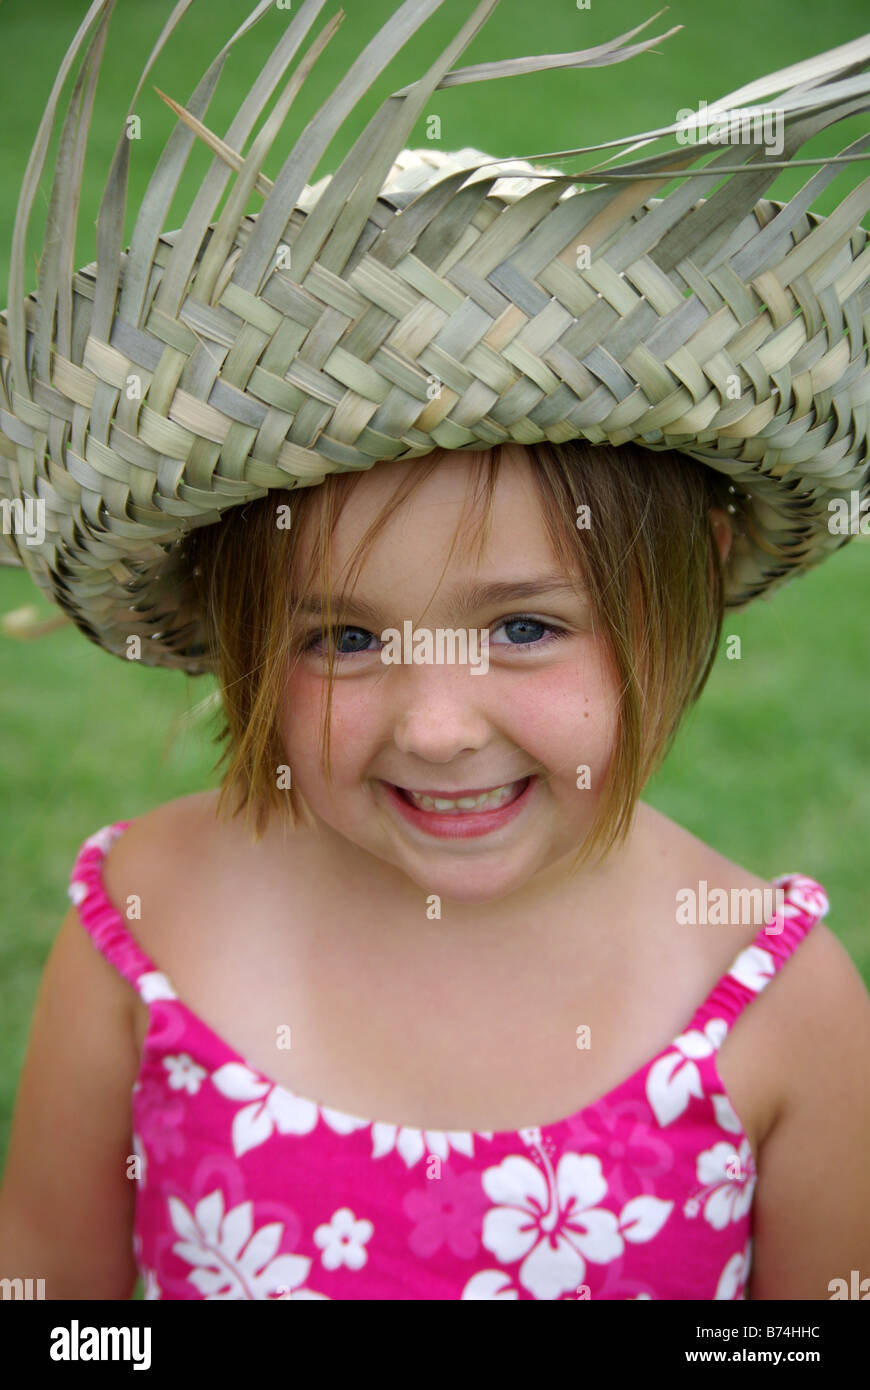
[1,0,869,1298]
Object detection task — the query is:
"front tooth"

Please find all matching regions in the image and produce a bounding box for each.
[410,782,516,812]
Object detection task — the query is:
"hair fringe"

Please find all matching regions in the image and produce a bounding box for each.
[186,441,734,874]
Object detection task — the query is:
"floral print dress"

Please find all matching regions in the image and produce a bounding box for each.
[68,821,829,1300]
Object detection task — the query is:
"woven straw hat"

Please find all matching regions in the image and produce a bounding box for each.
[2,0,870,676]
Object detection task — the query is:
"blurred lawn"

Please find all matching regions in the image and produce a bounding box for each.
[2,0,870,1274]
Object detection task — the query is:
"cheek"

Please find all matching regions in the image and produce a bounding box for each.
[278,666,373,772]
[277,667,319,766]
[504,666,617,765]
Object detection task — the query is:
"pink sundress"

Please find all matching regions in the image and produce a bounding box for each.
[68,819,829,1300]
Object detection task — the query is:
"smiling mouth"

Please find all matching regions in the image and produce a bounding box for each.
[389,777,531,813]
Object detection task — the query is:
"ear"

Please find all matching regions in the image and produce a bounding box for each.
[709,506,733,566]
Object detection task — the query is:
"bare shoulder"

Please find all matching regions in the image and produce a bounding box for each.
[638,800,777,923]
[645,799,851,997]
[638,808,870,1299]
[701,831,868,1124]
[101,790,215,876]
[759,918,870,1080]
[746,919,870,1298]
[99,790,220,933]
[97,787,295,968]
[638,802,837,1134]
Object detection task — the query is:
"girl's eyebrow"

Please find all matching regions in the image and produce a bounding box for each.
[296,575,587,626]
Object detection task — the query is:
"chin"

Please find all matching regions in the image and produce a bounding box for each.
[401,856,545,906]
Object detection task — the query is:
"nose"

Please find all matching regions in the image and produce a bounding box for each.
[390,663,492,763]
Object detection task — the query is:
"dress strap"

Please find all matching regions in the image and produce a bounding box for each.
[682,873,830,1043]
[68,821,170,1002]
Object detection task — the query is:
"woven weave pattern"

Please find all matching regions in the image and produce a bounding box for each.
[1,0,869,673]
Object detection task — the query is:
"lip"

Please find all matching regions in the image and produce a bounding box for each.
[380,776,535,839]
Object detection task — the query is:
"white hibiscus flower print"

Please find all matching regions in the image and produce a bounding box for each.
[711,1093,744,1136]
[210,1062,369,1158]
[68,880,89,907]
[137,971,177,1003]
[478,1151,670,1300]
[169,1190,327,1299]
[646,1017,728,1127]
[462,1269,519,1299]
[729,944,776,993]
[163,1054,207,1094]
[774,875,829,920]
[371,1123,491,1168]
[685,1139,756,1228]
[83,826,119,854]
[313,1208,374,1270]
[715,1238,753,1299]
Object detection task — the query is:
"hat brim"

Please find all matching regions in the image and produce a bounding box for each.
[2,0,870,671]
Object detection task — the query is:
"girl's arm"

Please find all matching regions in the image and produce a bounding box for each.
[0,903,141,1299]
[748,923,870,1300]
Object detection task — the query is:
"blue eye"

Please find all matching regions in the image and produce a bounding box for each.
[302,617,569,657]
[494,616,568,648]
[303,625,374,656]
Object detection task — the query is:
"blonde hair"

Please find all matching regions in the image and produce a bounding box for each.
[186,440,736,873]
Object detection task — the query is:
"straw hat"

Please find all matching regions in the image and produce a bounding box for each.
[1,0,870,676]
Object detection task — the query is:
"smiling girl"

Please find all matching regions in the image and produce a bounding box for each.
[1,0,869,1302]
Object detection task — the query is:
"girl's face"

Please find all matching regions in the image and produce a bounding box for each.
[277,445,625,908]
[277,447,728,909]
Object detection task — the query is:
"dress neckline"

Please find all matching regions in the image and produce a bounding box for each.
[80,821,820,1145]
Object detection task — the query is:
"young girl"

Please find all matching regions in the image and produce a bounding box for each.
[1,0,869,1302]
